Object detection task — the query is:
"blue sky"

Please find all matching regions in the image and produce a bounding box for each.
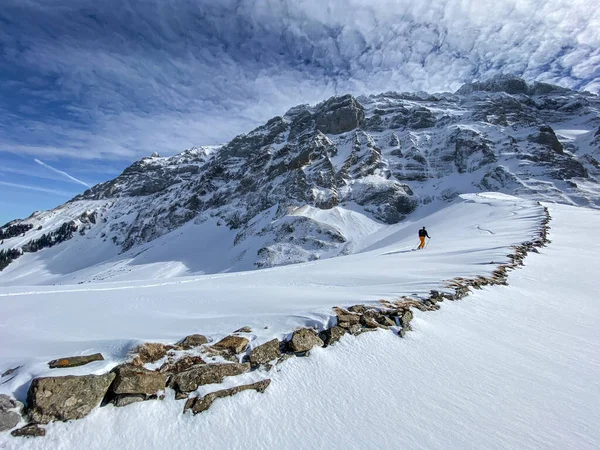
[1,0,599,224]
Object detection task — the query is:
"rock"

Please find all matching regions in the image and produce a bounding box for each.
[111,364,166,396]
[249,339,281,367]
[0,394,19,411]
[1,366,20,378]
[178,334,209,349]
[184,379,271,415]
[528,126,564,154]
[348,305,367,314]
[0,410,20,432]
[27,373,115,424]
[398,328,407,338]
[320,326,347,347]
[400,310,414,328]
[133,343,169,364]
[314,95,365,135]
[11,424,46,437]
[113,394,147,407]
[348,324,362,335]
[234,326,252,333]
[288,329,324,353]
[169,363,251,394]
[336,314,360,325]
[48,353,104,369]
[361,317,379,329]
[211,335,249,354]
[159,356,205,374]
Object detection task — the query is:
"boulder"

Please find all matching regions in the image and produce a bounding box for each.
[288,329,324,353]
[169,363,251,394]
[361,317,379,329]
[184,379,271,415]
[48,353,104,369]
[347,324,362,335]
[178,334,209,349]
[111,364,166,396]
[11,424,46,437]
[211,335,249,354]
[249,339,281,367]
[0,409,20,432]
[27,373,115,424]
[320,326,347,347]
[133,343,169,364]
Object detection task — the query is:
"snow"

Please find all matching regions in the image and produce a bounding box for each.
[1,201,598,449]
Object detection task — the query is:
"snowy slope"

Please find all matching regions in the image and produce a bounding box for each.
[1,199,598,448]
[1,77,599,285]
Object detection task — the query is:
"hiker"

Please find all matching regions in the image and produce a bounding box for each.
[418,226,430,249]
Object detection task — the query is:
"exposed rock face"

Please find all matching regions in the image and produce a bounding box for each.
[48,353,104,369]
[178,334,209,349]
[111,364,167,396]
[27,373,115,424]
[529,126,564,154]
[288,329,324,353]
[2,76,598,277]
[169,363,251,394]
[211,336,249,354]
[315,95,366,135]
[249,339,281,367]
[184,379,271,415]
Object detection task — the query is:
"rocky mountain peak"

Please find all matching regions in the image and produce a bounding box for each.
[456,74,569,96]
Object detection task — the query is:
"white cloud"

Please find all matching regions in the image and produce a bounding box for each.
[0,0,598,165]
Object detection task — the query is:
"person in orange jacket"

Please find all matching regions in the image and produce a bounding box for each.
[418,226,430,249]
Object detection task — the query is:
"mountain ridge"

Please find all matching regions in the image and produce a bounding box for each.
[1,76,599,284]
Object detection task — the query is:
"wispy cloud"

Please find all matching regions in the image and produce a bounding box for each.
[33,159,90,188]
[0,181,75,197]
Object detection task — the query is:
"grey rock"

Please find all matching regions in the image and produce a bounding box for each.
[0,410,20,432]
[27,373,115,424]
[178,334,209,349]
[348,324,362,335]
[111,364,166,396]
[11,424,46,437]
[400,310,414,328]
[184,379,271,415]
[249,339,281,367]
[0,394,18,411]
[169,363,251,394]
[48,353,104,369]
[288,329,324,353]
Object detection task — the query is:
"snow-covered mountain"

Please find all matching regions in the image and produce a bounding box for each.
[1,75,599,285]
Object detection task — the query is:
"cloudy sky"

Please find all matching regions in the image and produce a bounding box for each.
[1,0,599,223]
